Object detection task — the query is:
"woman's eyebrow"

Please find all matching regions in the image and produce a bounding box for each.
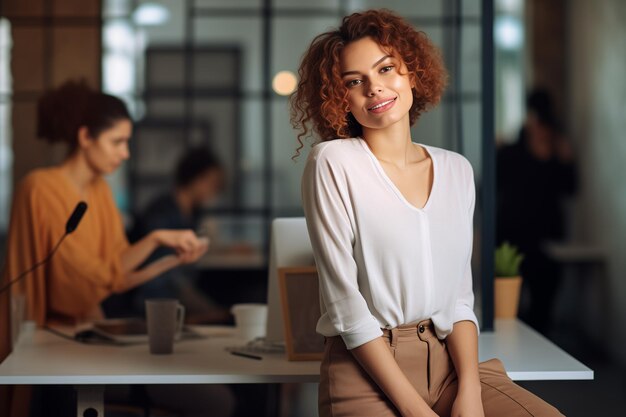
[341,54,392,76]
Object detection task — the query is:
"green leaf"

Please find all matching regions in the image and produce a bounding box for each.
[494,241,524,277]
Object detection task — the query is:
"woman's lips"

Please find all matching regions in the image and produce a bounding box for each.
[368,97,397,114]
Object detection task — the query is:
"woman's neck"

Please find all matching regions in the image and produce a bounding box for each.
[60,153,99,197]
[361,117,418,168]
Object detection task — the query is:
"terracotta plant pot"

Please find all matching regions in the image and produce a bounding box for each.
[494,276,523,319]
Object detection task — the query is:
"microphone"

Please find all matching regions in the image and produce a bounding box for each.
[66,201,88,234]
[0,201,88,295]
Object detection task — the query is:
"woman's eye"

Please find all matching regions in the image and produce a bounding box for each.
[380,65,394,73]
[346,79,362,87]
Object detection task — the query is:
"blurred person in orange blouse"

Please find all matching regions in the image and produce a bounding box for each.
[1,80,209,327]
[0,80,235,417]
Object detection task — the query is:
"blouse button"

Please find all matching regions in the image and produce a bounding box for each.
[418,324,425,333]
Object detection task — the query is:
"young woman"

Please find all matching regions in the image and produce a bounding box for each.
[3,80,209,326]
[294,10,564,417]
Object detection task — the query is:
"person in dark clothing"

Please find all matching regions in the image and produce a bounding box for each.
[131,146,226,320]
[497,88,578,335]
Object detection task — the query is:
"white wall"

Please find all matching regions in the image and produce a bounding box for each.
[568,0,626,365]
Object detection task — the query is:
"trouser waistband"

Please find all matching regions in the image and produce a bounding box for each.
[381,319,435,347]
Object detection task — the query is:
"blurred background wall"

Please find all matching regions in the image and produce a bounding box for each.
[2,0,101,183]
[567,0,626,366]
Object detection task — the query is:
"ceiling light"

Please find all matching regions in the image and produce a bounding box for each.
[272,71,297,96]
[133,3,169,26]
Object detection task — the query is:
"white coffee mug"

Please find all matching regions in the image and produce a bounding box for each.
[230,303,268,341]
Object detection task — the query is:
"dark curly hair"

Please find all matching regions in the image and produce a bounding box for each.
[290,9,447,158]
[37,79,130,152]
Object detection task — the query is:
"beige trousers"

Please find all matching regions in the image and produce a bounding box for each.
[319,319,565,417]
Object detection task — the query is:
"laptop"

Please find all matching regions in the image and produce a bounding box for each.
[228,217,315,356]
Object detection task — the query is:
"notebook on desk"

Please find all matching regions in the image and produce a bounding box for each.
[74,318,204,345]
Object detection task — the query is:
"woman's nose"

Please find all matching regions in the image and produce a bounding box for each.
[121,145,130,160]
[367,79,384,96]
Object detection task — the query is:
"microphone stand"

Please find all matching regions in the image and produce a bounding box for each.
[0,201,87,295]
[0,234,68,295]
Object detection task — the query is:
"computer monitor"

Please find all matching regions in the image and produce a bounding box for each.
[265,217,315,345]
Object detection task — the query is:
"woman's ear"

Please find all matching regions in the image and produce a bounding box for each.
[77,126,92,149]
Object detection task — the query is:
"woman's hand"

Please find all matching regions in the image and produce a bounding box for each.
[404,405,440,417]
[176,236,209,264]
[450,385,485,417]
[153,230,209,257]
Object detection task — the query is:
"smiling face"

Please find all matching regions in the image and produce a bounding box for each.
[340,36,415,133]
[79,118,132,175]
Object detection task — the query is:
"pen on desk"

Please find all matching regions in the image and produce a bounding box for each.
[230,351,263,360]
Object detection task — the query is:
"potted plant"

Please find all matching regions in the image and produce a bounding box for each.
[494,242,524,319]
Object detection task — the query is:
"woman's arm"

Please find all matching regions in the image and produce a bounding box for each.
[117,232,209,291]
[351,338,438,417]
[444,161,485,417]
[120,229,207,274]
[446,321,481,388]
[116,254,180,292]
[446,320,484,417]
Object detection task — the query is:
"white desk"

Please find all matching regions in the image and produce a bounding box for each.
[0,326,316,385]
[0,319,592,416]
[479,319,592,380]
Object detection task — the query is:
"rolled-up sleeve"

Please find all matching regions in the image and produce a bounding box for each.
[301,145,382,349]
[453,161,480,333]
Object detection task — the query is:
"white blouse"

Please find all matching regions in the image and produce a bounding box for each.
[301,137,479,350]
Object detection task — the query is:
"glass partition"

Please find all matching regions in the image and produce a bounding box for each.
[100,0,493,327]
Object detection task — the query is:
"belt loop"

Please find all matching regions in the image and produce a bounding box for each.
[390,328,398,348]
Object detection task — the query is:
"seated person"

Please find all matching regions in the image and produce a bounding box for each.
[130,147,231,322]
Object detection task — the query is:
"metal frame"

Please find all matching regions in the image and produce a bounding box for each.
[481,0,495,330]
[129,44,241,214]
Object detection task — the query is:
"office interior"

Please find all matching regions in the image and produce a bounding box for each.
[0,0,624,416]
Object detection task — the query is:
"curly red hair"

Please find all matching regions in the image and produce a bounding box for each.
[290,9,447,158]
